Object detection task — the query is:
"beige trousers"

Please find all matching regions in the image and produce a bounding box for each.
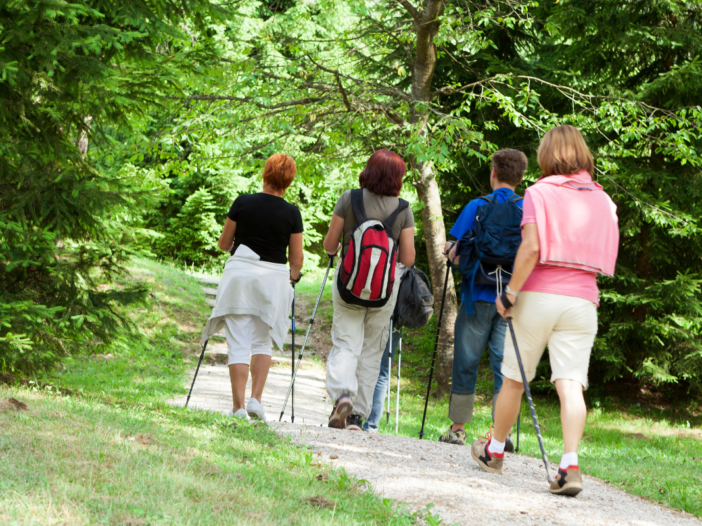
[501,291,598,390]
[325,265,401,419]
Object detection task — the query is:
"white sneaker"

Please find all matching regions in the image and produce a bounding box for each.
[231,408,250,420]
[246,398,266,421]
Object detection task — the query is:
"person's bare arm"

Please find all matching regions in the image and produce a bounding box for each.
[497,223,540,318]
[218,218,236,251]
[288,233,304,281]
[448,242,459,264]
[323,214,345,256]
[398,227,416,267]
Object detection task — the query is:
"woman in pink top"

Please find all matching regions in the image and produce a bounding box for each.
[470,126,619,497]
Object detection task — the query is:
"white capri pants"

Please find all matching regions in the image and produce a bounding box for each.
[223,314,273,366]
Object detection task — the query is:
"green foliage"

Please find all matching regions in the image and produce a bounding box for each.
[535,0,702,389]
[0,0,222,373]
[157,187,225,266]
[146,0,700,392]
[5,0,701,392]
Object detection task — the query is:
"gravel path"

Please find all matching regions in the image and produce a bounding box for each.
[273,422,700,526]
[169,353,328,424]
[177,277,700,525]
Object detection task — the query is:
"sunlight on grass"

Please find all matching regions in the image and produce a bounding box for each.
[0,259,438,526]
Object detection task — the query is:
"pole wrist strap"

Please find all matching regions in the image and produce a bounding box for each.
[500,292,514,309]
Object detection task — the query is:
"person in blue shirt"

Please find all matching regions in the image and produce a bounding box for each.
[439,149,528,447]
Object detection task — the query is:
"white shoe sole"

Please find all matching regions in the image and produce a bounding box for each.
[246,400,266,421]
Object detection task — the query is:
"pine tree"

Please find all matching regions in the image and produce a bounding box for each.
[0,0,222,372]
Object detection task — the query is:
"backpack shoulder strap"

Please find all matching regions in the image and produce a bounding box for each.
[383,198,409,230]
[351,189,367,223]
[481,194,496,204]
[508,194,523,203]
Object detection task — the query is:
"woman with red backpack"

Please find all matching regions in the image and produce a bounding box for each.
[322,149,416,430]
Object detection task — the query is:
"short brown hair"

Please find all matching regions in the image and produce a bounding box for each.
[537,125,594,178]
[492,149,527,186]
[262,153,297,192]
[358,149,406,197]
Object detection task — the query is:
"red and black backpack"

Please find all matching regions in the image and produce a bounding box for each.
[337,189,409,308]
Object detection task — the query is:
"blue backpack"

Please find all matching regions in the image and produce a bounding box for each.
[455,193,523,314]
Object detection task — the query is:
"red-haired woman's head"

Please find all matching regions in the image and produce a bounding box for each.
[262,153,297,193]
[358,149,406,197]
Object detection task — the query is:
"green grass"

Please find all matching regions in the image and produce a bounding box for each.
[371,316,702,517]
[0,259,440,526]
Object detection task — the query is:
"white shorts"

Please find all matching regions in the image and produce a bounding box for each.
[223,314,273,366]
[501,291,597,390]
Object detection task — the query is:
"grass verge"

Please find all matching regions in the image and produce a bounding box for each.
[0,258,438,526]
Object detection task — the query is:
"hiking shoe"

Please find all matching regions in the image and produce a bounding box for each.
[346,414,364,431]
[438,426,467,445]
[471,439,503,474]
[504,433,515,453]
[231,408,250,421]
[246,398,266,421]
[549,466,583,496]
[328,394,353,429]
[479,425,514,452]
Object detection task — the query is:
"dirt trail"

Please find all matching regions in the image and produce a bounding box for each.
[274,423,700,526]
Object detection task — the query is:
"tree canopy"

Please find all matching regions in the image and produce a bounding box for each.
[2,0,701,394]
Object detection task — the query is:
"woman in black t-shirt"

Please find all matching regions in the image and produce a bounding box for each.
[211,153,303,422]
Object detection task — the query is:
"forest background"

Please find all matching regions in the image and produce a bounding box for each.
[2,0,702,398]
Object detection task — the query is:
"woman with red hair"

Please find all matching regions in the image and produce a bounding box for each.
[322,149,416,430]
[201,153,304,422]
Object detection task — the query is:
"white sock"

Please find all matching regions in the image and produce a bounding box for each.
[487,438,505,456]
[559,452,578,470]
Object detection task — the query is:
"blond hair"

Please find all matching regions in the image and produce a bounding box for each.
[537,125,594,178]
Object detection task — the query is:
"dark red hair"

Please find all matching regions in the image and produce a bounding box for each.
[262,153,297,192]
[358,149,406,197]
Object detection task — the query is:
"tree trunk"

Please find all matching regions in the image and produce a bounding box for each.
[402,0,456,395]
[76,116,92,158]
[414,162,458,396]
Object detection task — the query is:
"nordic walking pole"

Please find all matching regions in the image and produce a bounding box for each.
[320,395,329,426]
[395,329,402,434]
[185,339,209,408]
[386,319,393,425]
[419,258,452,439]
[279,255,335,422]
[507,318,552,482]
[291,286,296,423]
[516,409,521,452]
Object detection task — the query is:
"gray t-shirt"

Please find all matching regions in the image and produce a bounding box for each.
[333,189,415,252]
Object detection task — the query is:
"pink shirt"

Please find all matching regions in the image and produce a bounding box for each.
[520,172,619,306]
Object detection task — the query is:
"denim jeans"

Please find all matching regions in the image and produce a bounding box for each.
[363,326,402,431]
[448,301,506,423]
